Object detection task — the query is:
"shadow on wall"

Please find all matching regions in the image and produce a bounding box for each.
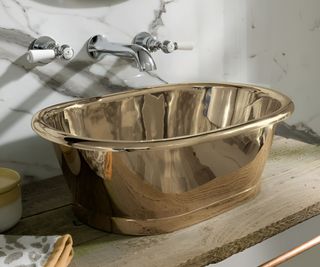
[0,40,130,139]
[29,0,128,8]
[0,136,61,182]
[0,27,148,180]
[276,122,320,145]
[0,44,91,138]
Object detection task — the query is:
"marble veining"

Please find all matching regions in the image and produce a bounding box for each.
[0,0,319,182]
[149,0,175,36]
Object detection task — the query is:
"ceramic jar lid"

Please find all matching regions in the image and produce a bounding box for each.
[0,167,21,194]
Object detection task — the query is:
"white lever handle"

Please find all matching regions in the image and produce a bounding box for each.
[27,49,56,63]
[176,42,194,50]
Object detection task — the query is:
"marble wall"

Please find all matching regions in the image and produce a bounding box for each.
[0,0,319,182]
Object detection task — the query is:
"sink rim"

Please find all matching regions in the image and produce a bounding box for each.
[32,82,294,151]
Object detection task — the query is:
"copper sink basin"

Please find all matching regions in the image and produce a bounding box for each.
[32,83,294,235]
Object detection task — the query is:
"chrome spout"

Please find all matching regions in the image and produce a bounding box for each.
[87,35,157,71]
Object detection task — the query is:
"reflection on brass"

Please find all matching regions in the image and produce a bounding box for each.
[60,145,81,176]
[104,152,112,180]
[260,235,320,267]
[32,83,294,235]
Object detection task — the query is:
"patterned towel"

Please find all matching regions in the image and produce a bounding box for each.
[0,234,73,267]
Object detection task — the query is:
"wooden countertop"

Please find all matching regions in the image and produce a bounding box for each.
[7,137,320,267]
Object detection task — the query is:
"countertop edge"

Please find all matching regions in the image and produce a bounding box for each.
[179,202,320,267]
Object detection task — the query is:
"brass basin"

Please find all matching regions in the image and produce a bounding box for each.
[32,83,294,235]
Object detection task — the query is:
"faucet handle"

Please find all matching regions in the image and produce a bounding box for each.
[132,32,194,54]
[160,40,194,53]
[27,36,74,63]
[27,49,56,63]
[174,42,194,51]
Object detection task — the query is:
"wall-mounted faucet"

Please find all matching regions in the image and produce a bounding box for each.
[25,33,193,69]
[87,32,194,72]
[87,35,157,71]
[27,36,74,64]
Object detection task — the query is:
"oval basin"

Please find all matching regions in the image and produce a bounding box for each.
[32,83,294,235]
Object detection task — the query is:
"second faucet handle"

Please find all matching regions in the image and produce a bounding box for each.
[132,32,194,54]
[160,40,194,53]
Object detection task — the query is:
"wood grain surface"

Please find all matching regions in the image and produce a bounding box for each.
[21,175,71,217]
[7,137,320,267]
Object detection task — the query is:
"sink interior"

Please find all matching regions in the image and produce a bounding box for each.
[43,84,283,142]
